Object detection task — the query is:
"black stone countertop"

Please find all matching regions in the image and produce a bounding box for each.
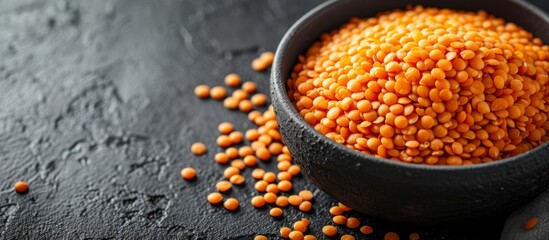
[1,0,548,239]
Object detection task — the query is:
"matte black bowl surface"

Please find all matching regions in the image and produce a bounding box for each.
[271,0,549,225]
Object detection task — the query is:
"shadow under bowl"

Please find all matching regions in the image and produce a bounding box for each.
[271,0,549,225]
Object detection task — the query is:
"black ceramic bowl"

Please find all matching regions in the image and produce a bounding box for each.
[271,0,549,225]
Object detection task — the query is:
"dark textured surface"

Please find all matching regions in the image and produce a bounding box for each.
[0,0,547,239]
[271,0,549,227]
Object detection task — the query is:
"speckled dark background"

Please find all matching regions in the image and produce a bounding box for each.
[0,0,548,239]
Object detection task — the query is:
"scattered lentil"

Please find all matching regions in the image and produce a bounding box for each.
[191,142,207,155]
[194,85,210,98]
[270,207,283,217]
[333,215,348,225]
[217,135,232,148]
[281,227,292,238]
[346,217,360,229]
[341,235,355,240]
[225,73,241,87]
[216,181,232,192]
[223,198,239,211]
[207,192,223,204]
[251,93,268,106]
[215,152,230,164]
[299,201,312,212]
[254,235,268,240]
[242,81,258,93]
[180,167,196,180]
[218,122,234,134]
[360,225,374,235]
[276,196,289,207]
[210,86,227,100]
[384,232,400,240]
[14,181,29,193]
[524,217,539,230]
[409,232,420,240]
[322,225,338,237]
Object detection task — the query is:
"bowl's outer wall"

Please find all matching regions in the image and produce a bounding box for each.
[271,0,549,224]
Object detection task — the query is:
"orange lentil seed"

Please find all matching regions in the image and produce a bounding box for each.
[289,231,303,240]
[242,81,257,93]
[346,217,360,229]
[384,232,400,240]
[281,227,292,238]
[210,86,227,100]
[299,190,314,201]
[14,181,29,193]
[304,235,317,240]
[294,221,308,232]
[289,195,303,206]
[322,225,338,237]
[216,181,232,192]
[333,215,347,225]
[524,217,539,230]
[223,198,239,211]
[194,85,210,98]
[341,235,355,240]
[218,122,234,134]
[180,167,196,180]
[217,135,232,148]
[276,196,289,207]
[207,192,223,204]
[224,73,241,87]
[360,225,374,235]
[264,192,278,204]
[191,142,207,155]
[215,152,230,164]
[409,233,420,240]
[269,207,283,217]
[252,168,266,180]
[254,235,268,240]
[299,201,312,212]
[251,94,268,106]
[229,174,245,185]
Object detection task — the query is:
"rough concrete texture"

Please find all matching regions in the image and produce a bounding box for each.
[0,0,547,239]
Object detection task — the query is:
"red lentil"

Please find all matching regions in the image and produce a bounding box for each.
[251,196,266,208]
[216,181,232,192]
[242,81,258,94]
[346,217,360,229]
[322,225,338,237]
[207,192,223,204]
[270,207,283,217]
[281,227,292,238]
[180,167,196,180]
[191,142,207,155]
[224,73,241,87]
[210,86,227,100]
[341,235,355,240]
[14,181,29,193]
[223,198,239,211]
[360,225,373,235]
[385,232,400,240]
[254,235,268,240]
[276,196,289,207]
[524,217,539,230]
[194,85,210,98]
[409,232,420,240]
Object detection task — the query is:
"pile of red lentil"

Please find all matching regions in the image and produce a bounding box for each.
[288,6,549,165]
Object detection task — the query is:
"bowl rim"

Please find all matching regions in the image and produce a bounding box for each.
[271,0,549,172]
